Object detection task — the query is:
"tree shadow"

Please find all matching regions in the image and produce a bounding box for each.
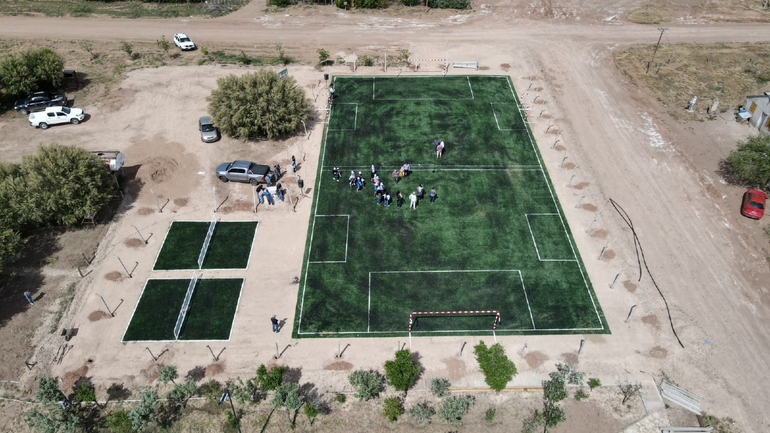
[0,267,45,328]
[282,366,303,384]
[106,383,131,401]
[186,366,206,382]
[411,350,426,389]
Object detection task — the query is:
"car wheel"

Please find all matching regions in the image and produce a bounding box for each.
[218,176,229,183]
[250,179,259,186]
[71,118,80,125]
[19,108,28,115]
[39,123,49,130]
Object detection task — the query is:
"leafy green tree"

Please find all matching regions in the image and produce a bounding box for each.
[167,380,197,407]
[0,228,20,274]
[348,369,384,401]
[271,382,302,428]
[106,408,132,433]
[303,401,319,425]
[429,378,450,397]
[256,364,284,391]
[437,395,474,424]
[473,341,517,392]
[382,396,402,422]
[229,377,259,404]
[128,388,158,432]
[207,69,310,140]
[73,382,96,404]
[24,407,79,433]
[36,377,64,404]
[0,48,63,97]
[157,365,178,385]
[384,349,420,392]
[721,134,770,187]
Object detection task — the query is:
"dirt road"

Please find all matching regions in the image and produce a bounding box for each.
[1,2,769,432]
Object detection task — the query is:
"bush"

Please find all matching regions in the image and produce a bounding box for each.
[256,364,284,391]
[129,388,158,432]
[402,0,420,5]
[437,395,474,424]
[426,0,470,8]
[106,409,132,433]
[384,349,420,392]
[317,48,330,64]
[382,396,402,422]
[0,48,64,97]
[36,377,63,404]
[167,380,197,406]
[485,408,496,421]
[304,401,319,425]
[588,378,601,389]
[358,55,374,66]
[74,382,96,403]
[229,377,259,404]
[0,228,20,274]
[407,401,434,424]
[348,369,384,401]
[720,134,770,187]
[429,378,450,397]
[473,341,517,392]
[121,41,133,57]
[335,0,387,8]
[199,380,223,401]
[158,365,178,385]
[335,392,347,403]
[156,35,170,54]
[574,389,588,401]
[207,70,310,140]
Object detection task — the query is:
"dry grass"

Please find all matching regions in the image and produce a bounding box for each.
[613,42,770,120]
[626,6,670,24]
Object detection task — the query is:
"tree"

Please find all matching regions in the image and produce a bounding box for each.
[317,48,330,64]
[384,349,420,392]
[105,409,132,433]
[382,396,402,422]
[73,382,96,404]
[167,380,197,407]
[473,341,517,392]
[157,365,178,385]
[619,382,642,404]
[348,369,384,401]
[0,228,20,274]
[0,48,63,97]
[128,388,158,432]
[721,134,770,187]
[271,382,302,428]
[24,407,79,433]
[407,401,434,425]
[303,401,319,425]
[36,377,64,404]
[207,69,310,140]
[256,364,284,391]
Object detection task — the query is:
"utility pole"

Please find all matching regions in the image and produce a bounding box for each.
[646,27,668,74]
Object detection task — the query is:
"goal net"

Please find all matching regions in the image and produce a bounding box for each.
[408,310,501,347]
[173,272,198,340]
[198,214,217,269]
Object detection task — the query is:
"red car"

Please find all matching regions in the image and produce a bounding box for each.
[741,189,766,219]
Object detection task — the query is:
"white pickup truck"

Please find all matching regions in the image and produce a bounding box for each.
[28,106,85,129]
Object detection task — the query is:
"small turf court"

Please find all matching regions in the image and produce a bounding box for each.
[153,221,258,270]
[294,75,608,338]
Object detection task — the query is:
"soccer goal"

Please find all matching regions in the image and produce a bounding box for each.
[197,214,217,269]
[408,310,501,349]
[173,272,198,340]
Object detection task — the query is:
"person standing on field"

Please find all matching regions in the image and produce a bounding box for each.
[392,169,400,184]
[384,191,391,207]
[409,192,417,209]
[396,191,404,207]
[436,140,445,158]
[271,315,279,333]
[24,291,34,305]
[429,187,437,203]
[417,184,425,201]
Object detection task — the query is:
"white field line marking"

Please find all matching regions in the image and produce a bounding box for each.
[506,76,604,329]
[226,278,246,340]
[375,98,474,101]
[525,214,542,261]
[491,103,502,130]
[298,76,335,335]
[297,327,605,335]
[241,221,259,271]
[490,102,529,131]
[308,215,350,264]
[367,269,534,334]
[526,212,578,262]
[467,76,474,99]
[372,77,375,100]
[121,278,152,342]
[328,103,358,131]
[151,220,176,271]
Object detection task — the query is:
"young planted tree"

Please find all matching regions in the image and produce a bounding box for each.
[73,382,96,404]
[36,377,65,404]
[157,365,179,385]
[207,69,310,140]
[720,134,770,187]
[303,401,319,425]
[271,382,302,428]
[156,35,170,55]
[437,395,474,424]
[167,380,197,408]
[106,409,132,433]
[317,48,330,65]
[619,382,643,404]
[407,401,434,425]
[473,341,517,392]
[256,364,284,391]
[384,349,420,393]
[0,48,63,96]
[24,377,78,433]
[382,396,402,422]
[348,369,384,401]
[129,388,159,432]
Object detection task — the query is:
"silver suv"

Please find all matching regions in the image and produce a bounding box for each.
[216,161,273,185]
[199,116,219,142]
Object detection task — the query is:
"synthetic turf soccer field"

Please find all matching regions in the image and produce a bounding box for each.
[294,76,608,338]
[123,278,244,341]
[153,221,258,270]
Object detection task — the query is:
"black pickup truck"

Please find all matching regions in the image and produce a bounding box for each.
[14,91,68,115]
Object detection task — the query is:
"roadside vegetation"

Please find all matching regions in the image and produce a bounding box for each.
[0,0,247,19]
[720,134,770,188]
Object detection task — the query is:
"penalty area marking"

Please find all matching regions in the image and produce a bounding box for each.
[308,215,350,264]
[490,102,528,131]
[525,213,578,262]
[328,103,358,131]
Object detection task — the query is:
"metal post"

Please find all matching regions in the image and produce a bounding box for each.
[77,266,84,277]
[301,120,308,139]
[206,345,218,361]
[131,225,147,244]
[220,391,242,433]
[95,293,114,317]
[458,341,466,357]
[609,265,628,289]
[539,109,545,117]
[252,188,257,213]
[598,237,611,260]
[533,95,540,103]
[567,166,577,187]
[625,301,644,323]
[275,342,279,359]
[578,338,588,355]
[145,347,157,362]
[336,342,341,359]
[587,211,601,232]
[551,139,560,149]
[575,188,587,208]
[311,82,316,102]
[528,82,533,90]
[560,149,568,167]
[212,187,217,213]
[150,189,162,213]
[113,254,132,278]
[518,343,528,356]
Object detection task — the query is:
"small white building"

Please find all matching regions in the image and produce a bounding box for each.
[742,92,770,135]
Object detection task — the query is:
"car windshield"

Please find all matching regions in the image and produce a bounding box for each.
[60,107,70,114]
[201,125,215,132]
[749,201,765,210]
[180,38,190,42]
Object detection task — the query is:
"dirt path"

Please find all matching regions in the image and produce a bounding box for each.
[1,2,769,432]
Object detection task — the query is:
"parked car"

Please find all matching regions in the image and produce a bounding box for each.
[199,116,219,143]
[28,106,85,129]
[216,161,273,185]
[14,91,68,115]
[173,33,195,51]
[741,189,766,219]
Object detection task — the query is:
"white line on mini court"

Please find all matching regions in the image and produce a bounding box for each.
[297,327,606,335]
[368,273,372,332]
[151,220,176,271]
[325,165,542,170]
[121,278,151,343]
[517,272,536,329]
[226,278,246,341]
[372,77,375,100]
[242,221,259,271]
[506,76,605,329]
[491,103,502,130]
[525,214,542,261]
[467,76,474,99]
[151,221,259,271]
[308,215,350,264]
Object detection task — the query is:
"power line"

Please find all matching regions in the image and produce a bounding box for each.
[647,27,668,74]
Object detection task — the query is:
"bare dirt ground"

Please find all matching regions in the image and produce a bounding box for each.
[0,1,769,432]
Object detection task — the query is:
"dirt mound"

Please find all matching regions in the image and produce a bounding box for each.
[62,364,89,392]
[524,351,549,369]
[143,156,179,183]
[124,238,145,248]
[623,281,637,293]
[104,271,122,281]
[137,207,154,216]
[324,361,353,371]
[205,361,225,377]
[88,310,111,322]
[649,346,668,359]
[173,197,189,207]
[642,314,660,327]
[443,357,466,381]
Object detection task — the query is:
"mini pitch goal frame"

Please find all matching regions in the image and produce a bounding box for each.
[408,310,501,349]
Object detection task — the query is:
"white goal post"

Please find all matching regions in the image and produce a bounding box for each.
[198,214,217,269]
[173,272,198,340]
[408,310,501,349]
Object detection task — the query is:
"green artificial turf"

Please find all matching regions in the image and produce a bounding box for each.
[153,222,209,270]
[123,278,243,341]
[294,76,607,338]
[202,222,258,269]
[123,279,189,341]
[179,278,243,340]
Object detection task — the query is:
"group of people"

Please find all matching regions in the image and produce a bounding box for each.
[256,183,285,205]
[332,162,437,210]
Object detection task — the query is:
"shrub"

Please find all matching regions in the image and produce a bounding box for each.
[348,369,384,401]
[588,378,601,389]
[358,55,374,66]
[485,408,496,421]
[317,48,330,64]
[382,396,402,422]
[24,407,79,433]
[0,228,20,274]
[167,380,197,406]
[574,389,588,401]
[199,380,223,401]
[106,409,132,433]
[426,0,470,8]
[74,382,96,403]
[407,401,434,424]
[207,69,310,140]
[156,35,170,54]
[335,392,347,403]
[437,395,474,424]
[555,363,585,385]
[384,349,420,392]
[271,382,302,428]
[402,0,420,5]
[129,388,158,432]
[429,378,451,397]
[720,134,770,187]
[335,0,387,8]
[256,364,284,391]
[304,401,319,425]
[0,48,64,97]
[36,377,63,404]
[229,377,259,404]
[121,41,133,57]
[157,365,178,385]
[473,341,517,392]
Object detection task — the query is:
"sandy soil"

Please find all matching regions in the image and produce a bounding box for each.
[0,1,769,432]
